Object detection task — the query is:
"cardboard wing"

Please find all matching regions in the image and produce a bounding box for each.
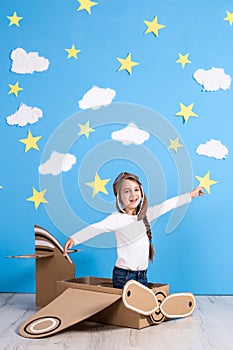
[19,288,121,338]
[19,280,161,338]
[19,279,196,338]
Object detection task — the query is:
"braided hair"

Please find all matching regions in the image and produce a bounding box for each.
[143,215,155,262]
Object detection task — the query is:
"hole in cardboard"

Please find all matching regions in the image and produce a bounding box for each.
[189,301,192,307]
[127,290,131,297]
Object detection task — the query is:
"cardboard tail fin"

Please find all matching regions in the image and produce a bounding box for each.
[34,225,76,307]
[19,288,121,338]
[7,225,79,308]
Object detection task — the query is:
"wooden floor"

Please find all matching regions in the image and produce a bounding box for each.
[1,293,233,350]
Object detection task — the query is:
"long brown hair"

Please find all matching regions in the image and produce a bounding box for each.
[113,172,155,262]
[143,215,155,262]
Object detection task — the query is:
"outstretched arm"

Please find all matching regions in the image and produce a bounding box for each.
[147,187,205,223]
[63,212,122,256]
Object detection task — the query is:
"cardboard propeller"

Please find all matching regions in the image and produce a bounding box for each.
[122,280,159,315]
[122,280,196,324]
[149,290,167,324]
[159,292,196,319]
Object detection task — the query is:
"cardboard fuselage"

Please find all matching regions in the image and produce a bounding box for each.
[57,277,169,329]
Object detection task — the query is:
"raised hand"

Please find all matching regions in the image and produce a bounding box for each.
[190,187,205,198]
[63,238,75,256]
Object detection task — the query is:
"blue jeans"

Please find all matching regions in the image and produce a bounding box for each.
[112,266,148,289]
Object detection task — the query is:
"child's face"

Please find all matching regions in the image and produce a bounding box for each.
[119,179,142,215]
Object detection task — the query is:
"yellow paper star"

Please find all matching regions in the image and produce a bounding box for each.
[26,187,48,209]
[195,171,217,194]
[224,11,233,26]
[7,11,23,27]
[168,137,183,153]
[19,130,42,152]
[86,173,110,197]
[65,44,81,59]
[78,121,95,138]
[117,53,139,75]
[77,0,98,14]
[175,102,198,123]
[176,53,191,68]
[144,16,165,37]
[8,82,23,97]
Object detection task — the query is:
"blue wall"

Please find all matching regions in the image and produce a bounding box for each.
[1,0,233,294]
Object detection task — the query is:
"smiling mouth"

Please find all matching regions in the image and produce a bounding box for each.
[129,199,138,204]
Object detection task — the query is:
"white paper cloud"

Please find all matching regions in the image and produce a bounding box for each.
[111,123,150,145]
[196,139,228,159]
[6,103,43,127]
[78,86,116,110]
[10,48,49,74]
[39,151,76,176]
[193,67,231,91]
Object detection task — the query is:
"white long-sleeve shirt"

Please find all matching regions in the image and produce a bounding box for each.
[71,193,191,271]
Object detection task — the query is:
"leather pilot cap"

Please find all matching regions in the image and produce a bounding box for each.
[113,172,148,221]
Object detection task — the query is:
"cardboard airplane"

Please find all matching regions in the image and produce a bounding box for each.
[8,225,196,338]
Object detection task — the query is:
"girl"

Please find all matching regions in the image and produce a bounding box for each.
[63,172,204,288]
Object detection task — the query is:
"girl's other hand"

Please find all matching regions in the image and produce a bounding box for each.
[190,187,205,198]
[63,238,75,256]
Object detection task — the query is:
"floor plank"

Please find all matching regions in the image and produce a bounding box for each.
[1,293,232,350]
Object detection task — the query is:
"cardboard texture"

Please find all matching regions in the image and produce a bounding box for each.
[56,277,170,330]
[122,279,159,315]
[7,225,196,338]
[34,225,76,307]
[19,288,122,338]
[7,225,76,307]
[160,293,196,318]
[149,290,167,324]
